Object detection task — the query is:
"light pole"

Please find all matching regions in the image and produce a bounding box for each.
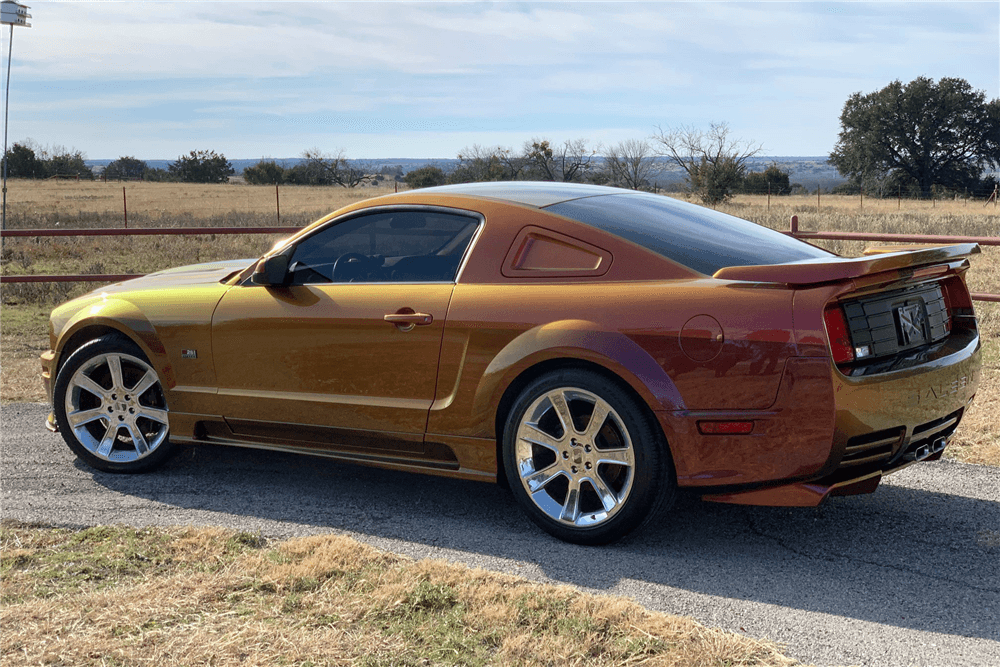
[1,1,30,231]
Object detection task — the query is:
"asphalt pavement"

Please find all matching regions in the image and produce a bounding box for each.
[2,401,998,666]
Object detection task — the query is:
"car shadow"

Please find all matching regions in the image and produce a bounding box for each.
[86,442,999,642]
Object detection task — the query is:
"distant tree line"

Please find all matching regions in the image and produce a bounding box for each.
[2,144,237,184]
[9,77,994,202]
[3,142,93,180]
[393,131,796,205]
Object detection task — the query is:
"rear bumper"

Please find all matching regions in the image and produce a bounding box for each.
[699,420,958,507]
[661,329,981,506]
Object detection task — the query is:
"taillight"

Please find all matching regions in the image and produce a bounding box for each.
[824,305,855,365]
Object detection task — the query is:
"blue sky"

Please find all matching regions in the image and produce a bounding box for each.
[3,1,998,160]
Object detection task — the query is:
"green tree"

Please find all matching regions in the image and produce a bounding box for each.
[742,164,791,195]
[830,77,1000,198]
[653,122,762,204]
[103,156,148,181]
[688,156,744,204]
[45,147,92,179]
[404,166,447,189]
[168,150,234,183]
[143,167,173,182]
[243,160,286,185]
[3,143,43,178]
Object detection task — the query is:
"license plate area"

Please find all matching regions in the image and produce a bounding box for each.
[843,283,949,362]
[895,301,927,346]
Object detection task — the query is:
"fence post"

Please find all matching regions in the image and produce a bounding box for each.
[275,183,280,224]
[817,188,820,210]
[122,186,128,229]
[790,215,798,234]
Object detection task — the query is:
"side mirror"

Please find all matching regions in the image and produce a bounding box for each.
[251,254,290,286]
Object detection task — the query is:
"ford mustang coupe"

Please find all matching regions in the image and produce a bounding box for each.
[42,182,982,544]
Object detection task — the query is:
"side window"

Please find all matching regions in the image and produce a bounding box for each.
[287,210,479,284]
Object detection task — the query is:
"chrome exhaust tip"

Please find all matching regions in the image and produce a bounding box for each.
[914,444,931,461]
[931,437,947,454]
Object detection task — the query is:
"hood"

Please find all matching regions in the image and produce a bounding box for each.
[92,258,256,295]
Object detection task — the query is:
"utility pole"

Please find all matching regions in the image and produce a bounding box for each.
[1,1,31,232]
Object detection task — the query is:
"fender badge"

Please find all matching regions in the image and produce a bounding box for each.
[181,349,198,359]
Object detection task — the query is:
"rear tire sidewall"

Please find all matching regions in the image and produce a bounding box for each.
[53,334,176,473]
[502,368,674,545]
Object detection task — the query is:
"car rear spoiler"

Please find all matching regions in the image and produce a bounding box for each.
[712,243,980,286]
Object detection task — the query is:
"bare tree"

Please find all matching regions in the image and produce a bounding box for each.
[453,145,524,182]
[604,139,655,190]
[523,138,599,182]
[332,153,374,188]
[495,146,527,180]
[653,122,762,204]
[287,149,373,188]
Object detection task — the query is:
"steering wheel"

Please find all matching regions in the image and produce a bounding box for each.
[332,252,386,282]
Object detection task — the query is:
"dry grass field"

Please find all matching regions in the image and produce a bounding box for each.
[1,522,797,666]
[2,178,398,228]
[1,181,997,465]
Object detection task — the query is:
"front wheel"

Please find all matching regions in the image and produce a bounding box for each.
[53,334,175,473]
[502,369,675,545]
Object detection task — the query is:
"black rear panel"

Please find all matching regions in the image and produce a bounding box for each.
[843,283,949,363]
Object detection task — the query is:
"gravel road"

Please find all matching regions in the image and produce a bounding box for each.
[2,401,998,666]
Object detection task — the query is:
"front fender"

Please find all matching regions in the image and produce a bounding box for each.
[475,319,685,421]
[56,298,175,389]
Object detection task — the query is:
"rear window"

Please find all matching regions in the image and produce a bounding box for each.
[544,192,833,275]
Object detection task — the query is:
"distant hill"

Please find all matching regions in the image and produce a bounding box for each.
[85,155,846,191]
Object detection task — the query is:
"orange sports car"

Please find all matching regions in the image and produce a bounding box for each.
[41,182,982,544]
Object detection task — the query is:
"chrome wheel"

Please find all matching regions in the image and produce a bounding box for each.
[514,386,636,528]
[63,350,169,464]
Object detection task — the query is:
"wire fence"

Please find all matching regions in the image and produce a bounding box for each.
[3,180,998,231]
[2,215,997,302]
[736,184,999,212]
[1,181,399,229]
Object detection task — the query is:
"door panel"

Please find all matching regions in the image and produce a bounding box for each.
[211,283,454,438]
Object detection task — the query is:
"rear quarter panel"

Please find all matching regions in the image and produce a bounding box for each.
[428,280,799,440]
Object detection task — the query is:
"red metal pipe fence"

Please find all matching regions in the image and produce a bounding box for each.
[1,218,997,303]
[0,226,300,238]
[781,215,999,302]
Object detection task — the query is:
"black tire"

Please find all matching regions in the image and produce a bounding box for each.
[53,334,176,473]
[501,368,675,545]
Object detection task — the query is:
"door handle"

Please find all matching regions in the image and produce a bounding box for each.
[384,311,434,330]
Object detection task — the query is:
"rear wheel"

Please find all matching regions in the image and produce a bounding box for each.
[53,334,175,473]
[502,369,675,545]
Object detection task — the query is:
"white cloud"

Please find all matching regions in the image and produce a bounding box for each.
[4,1,996,158]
